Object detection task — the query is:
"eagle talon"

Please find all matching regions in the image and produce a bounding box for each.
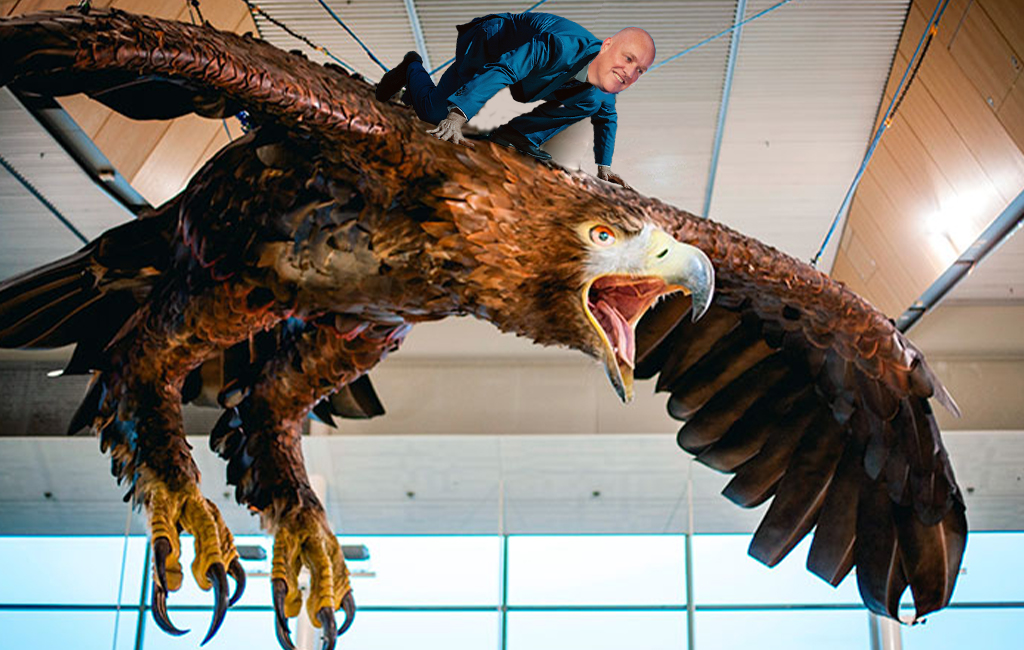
[201,562,230,646]
[272,577,297,650]
[339,591,356,636]
[227,557,246,606]
[152,538,188,636]
[316,606,338,650]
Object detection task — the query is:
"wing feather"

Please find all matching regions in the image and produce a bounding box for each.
[749,412,844,567]
[666,313,775,420]
[719,397,825,508]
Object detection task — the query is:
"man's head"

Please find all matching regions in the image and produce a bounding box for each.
[588,27,655,94]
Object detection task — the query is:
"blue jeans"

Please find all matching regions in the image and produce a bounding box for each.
[402,61,466,125]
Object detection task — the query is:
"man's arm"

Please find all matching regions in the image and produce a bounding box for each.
[591,96,632,189]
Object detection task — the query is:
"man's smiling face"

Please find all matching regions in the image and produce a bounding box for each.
[588,28,656,94]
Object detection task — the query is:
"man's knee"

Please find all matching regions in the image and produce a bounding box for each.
[404,62,451,124]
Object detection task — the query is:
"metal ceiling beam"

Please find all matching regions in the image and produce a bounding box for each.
[702,0,748,219]
[402,0,432,72]
[897,189,1024,333]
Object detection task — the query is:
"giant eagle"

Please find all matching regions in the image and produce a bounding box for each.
[0,8,966,650]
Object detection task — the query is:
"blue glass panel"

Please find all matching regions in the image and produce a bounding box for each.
[902,607,1024,649]
[0,610,138,650]
[950,532,1024,603]
[692,534,861,605]
[141,610,277,650]
[0,536,146,605]
[507,535,686,605]
[696,610,866,650]
[341,536,501,606]
[339,611,498,650]
[507,611,686,650]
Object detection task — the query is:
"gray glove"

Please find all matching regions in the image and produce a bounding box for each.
[427,108,473,147]
[597,165,632,190]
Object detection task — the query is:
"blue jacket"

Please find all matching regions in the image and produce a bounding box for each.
[448,13,618,166]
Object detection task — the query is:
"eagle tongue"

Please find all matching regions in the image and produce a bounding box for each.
[595,299,635,369]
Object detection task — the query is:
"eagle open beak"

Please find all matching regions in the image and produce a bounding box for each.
[582,229,714,403]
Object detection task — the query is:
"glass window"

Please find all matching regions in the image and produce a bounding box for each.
[0,536,146,605]
[340,611,499,650]
[141,610,277,650]
[0,610,138,650]
[695,610,867,650]
[341,536,501,607]
[948,532,1024,603]
[507,611,686,650]
[692,534,861,605]
[901,607,1024,649]
[508,535,686,606]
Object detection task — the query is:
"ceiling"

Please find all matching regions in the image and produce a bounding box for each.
[0,0,1022,535]
[2,430,1022,535]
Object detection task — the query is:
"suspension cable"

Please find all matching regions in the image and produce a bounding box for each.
[811,0,951,267]
[243,1,357,72]
[649,0,797,73]
[314,0,389,72]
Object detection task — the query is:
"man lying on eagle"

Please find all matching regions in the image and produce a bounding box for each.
[0,8,966,650]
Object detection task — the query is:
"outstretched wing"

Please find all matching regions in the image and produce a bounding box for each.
[637,204,966,620]
[0,8,413,189]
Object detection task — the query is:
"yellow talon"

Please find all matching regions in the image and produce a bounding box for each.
[269,502,353,642]
[145,479,239,589]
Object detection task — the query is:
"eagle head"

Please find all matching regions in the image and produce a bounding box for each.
[455,198,714,403]
[574,220,714,402]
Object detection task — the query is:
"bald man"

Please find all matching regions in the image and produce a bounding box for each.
[375,12,655,189]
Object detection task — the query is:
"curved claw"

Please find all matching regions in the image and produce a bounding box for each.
[227,557,246,606]
[338,591,356,636]
[272,578,296,650]
[316,606,338,650]
[201,563,230,646]
[151,538,188,636]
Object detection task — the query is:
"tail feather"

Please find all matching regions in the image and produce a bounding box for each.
[0,209,174,351]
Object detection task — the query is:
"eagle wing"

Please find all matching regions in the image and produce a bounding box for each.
[632,201,966,620]
[1,7,391,143]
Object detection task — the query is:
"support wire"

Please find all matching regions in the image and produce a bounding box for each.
[811,0,951,267]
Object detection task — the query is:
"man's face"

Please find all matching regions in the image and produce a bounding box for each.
[588,30,655,94]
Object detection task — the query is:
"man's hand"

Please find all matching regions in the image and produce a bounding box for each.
[427,109,474,147]
[597,165,632,190]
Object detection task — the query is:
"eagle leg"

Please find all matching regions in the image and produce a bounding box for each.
[210,317,410,649]
[78,277,289,643]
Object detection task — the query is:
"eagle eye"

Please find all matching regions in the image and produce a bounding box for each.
[589,225,616,246]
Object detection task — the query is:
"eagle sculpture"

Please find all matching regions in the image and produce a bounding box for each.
[0,8,966,650]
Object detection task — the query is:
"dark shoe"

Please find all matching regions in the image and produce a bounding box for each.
[489,125,552,161]
[375,51,422,102]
